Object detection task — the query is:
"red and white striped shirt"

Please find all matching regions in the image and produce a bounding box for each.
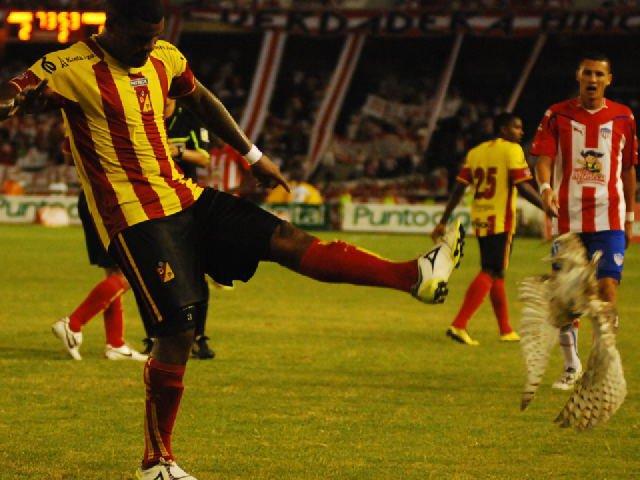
[531,98,638,235]
[208,145,249,193]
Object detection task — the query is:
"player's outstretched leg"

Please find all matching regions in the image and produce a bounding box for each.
[268,219,464,304]
[412,219,465,304]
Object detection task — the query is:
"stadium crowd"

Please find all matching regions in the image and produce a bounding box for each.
[0,50,491,202]
[2,29,639,203]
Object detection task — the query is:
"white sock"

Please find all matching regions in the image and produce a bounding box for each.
[559,324,580,371]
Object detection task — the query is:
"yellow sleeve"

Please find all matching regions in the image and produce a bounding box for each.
[154,41,196,98]
[10,46,78,103]
[507,144,532,184]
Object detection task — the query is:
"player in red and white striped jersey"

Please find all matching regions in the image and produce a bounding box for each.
[208,140,250,194]
[531,52,637,390]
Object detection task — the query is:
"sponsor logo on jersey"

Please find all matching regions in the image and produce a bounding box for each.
[156,261,175,283]
[572,149,605,184]
[41,56,56,74]
[130,77,149,87]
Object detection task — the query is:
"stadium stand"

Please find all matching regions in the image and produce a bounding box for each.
[1,1,639,203]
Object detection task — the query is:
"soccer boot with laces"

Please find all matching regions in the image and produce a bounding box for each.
[51,316,83,360]
[412,219,465,304]
[192,335,216,360]
[446,326,479,346]
[135,458,198,480]
[552,364,583,391]
[105,343,148,362]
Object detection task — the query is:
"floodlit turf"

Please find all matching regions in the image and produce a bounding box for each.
[1,224,639,479]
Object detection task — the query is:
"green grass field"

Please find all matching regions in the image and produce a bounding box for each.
[1,224,639,479]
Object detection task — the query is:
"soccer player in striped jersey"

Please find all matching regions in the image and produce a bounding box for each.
[0,1,463,478]
[531,53,637,390]
[432,113,551,346]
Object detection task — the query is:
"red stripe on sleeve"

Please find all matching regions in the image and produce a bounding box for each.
[457,167,472,184]
[63,101,128,238]
[129,72,195,209]
[168,64,196,99]
[509,167,533,184]
[93,61,164,220]
[8,69,40,92]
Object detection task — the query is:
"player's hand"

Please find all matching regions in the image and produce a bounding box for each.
[624,220,633,249]
[12,80,50,115]
[542,188,559,218]
[431,222,447,242]
[250,154,290,192]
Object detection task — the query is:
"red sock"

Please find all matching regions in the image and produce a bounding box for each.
[103,295,125,348]
[69,274,128,332]
[142,358,185,468]
[490,278,512,335]
[298,240,417,292]
[452,272,493,330]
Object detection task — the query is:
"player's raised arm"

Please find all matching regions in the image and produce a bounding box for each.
[181,80,290,192]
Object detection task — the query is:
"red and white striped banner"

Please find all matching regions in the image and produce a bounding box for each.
[305,33,366,179]
[240,30,287,143]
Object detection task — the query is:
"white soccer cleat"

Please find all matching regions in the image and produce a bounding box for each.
[135,458,198,480]
[51,317,83,360]
[105,343,148,362]
[552,364,583,391]
[412,219,465,304]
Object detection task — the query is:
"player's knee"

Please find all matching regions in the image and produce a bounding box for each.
[269,222,316,267]
[153,303,207,363]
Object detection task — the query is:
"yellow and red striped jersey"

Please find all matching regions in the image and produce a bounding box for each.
[456,138,532,237]
[10,37,202,247]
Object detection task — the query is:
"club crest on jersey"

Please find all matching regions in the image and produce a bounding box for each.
[156,261,175,283]
[600,127,612,139]
[614,253,624,266]
[572,149,605,184]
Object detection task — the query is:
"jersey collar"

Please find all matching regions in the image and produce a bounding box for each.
[575,97,608,114]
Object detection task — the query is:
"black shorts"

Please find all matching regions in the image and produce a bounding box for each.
[78,192,117,269]
[477,232,513,275]
[108,188,282,337]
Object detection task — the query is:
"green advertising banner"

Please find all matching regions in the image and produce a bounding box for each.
[342,203,472,234]
[261,203,328,230]
[0,195,80,224]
